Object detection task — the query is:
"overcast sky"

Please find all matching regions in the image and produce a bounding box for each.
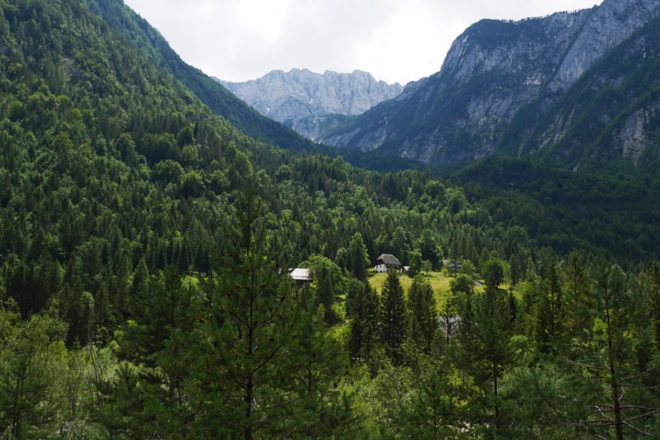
[124,0,603,85]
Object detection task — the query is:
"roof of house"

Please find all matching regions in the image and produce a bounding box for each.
[376,254,401,267]
[289,268,313,282]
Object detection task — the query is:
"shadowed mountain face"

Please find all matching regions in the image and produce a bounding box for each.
[221,69,403,141]
[319,0,660,171]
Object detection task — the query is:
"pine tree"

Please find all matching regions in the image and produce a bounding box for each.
[348,280,379,361]
[418,229,440,270]
[195,192,297,439]
[101,268,201,438]
[307,255,342,324]
[565,250,592,336]
[650,261,659,349]
[380,270,407,364]
[347,232,370,281]
[463,259,512,436]
[396,358,462,439]
[452,274,474,343]
[283,288,355,439]
[193,190,352,439]
[534,261,564,353]
[408,276,438,353]
[0,307,66,439]
[586,264,660,439]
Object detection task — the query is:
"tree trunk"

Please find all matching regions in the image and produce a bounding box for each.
[245,265,256,440]
[604,293,624,440]
[244,373,253,440]
[493,362,500,434]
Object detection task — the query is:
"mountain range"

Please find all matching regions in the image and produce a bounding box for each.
[221,69,402,141]
[307,0,660,171]
[1,0,659,436]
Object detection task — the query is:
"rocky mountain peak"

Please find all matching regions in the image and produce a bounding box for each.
[220,69,403,141]
[319,0,660,169]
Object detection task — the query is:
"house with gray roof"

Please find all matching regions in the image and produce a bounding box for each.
[375,254,402,272]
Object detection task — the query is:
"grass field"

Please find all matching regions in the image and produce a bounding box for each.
[368,270,453,294]
[368,270,455,311]
[367,270,488,313]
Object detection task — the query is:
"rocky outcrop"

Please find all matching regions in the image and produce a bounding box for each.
[320,0,660,169]
[221,69,402,141]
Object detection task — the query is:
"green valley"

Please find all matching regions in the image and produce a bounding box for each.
[0,0,658,439]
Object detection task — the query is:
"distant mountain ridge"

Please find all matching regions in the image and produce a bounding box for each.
[221,69,403,141]
[319,0,660,171]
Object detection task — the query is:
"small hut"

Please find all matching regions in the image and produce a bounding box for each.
[289,268,313,287]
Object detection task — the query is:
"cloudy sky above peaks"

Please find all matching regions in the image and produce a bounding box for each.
[124,0,603,85]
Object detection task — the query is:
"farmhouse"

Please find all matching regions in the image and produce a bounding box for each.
[375,254,402,272]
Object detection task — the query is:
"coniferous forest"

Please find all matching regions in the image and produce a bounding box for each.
[0,0,659,438]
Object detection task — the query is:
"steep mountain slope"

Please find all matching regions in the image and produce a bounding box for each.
[81,0,315,152]
[517,14,660,168]
[222,69,402,141]
[321,0,660,170]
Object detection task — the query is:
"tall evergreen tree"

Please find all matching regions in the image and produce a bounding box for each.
[380,270,407,364]
[307,255,342,324]
[535,261,564,353]
[452,274,475,347]
[650,261,660,350]
[395,358,462,439]
[347,233,370,281]
[195,192,299,439]
[101,268,201,439]
[565,250,593,336]
[464,259,512,437]
[193,190,352,439]
[348,280,379,362]
[283,288,355,438]
[585,264,660,439]
[408,276,438,354]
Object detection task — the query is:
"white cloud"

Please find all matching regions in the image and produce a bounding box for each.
[123,0,603,84]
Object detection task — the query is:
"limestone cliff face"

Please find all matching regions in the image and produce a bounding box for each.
[221,69,402,141]
[548,0,660,92]
[320,0,660,169]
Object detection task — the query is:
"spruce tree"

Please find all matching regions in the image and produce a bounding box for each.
[284,288,354,438]
[408,276,438,353]
[192,189,353,439]
[307,255,342,324]
[650,261,659,348]
[348,280,379,361]
[464,259,512,436]
[380,270,407,364]
[347,233,370,281]
[195,192,299,439]
[586,264,659,439]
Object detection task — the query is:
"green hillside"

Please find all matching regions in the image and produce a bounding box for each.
[82,0,316,153]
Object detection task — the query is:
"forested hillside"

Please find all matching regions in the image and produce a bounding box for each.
[82,0,315,153]
[0,0,658,438]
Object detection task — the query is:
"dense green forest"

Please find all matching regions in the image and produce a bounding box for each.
[453,158,660,261]
[0,0,658,438]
